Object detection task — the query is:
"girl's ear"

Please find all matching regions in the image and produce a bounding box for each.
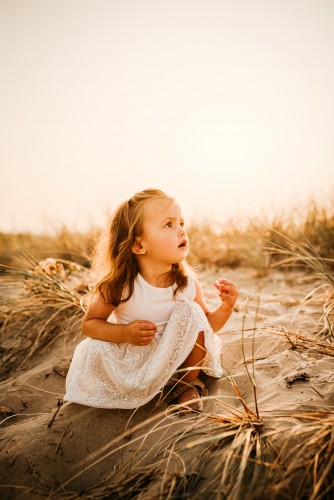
[132,238,146,255]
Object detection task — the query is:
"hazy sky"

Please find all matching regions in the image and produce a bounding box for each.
[1,0,334,233]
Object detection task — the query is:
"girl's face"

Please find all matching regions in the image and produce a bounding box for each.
[134,198,189,266]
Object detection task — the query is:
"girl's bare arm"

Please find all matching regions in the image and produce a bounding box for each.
[194,278,238,333]
[82,293,157,345]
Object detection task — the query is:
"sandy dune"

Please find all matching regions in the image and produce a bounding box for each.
[1,267,333,498]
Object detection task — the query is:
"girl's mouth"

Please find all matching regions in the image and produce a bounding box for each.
[178,240,187,248]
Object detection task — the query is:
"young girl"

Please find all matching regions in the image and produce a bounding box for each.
[64,189,238,412]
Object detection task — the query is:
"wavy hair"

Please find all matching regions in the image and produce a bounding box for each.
[93,188,189,305]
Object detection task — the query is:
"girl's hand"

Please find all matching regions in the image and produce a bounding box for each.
[214,278,238,312]
[123,320,157,346]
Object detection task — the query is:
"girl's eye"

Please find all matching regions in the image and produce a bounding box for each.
[180,222,185,228]
[165,221,173,228]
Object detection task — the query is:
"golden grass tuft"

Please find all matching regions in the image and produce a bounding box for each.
[0,250,92,379]
[51,394,268,499]
[270,413,334,499]
[259,227,334,342]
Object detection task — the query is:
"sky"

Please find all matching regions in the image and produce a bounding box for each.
[1,0,334,233]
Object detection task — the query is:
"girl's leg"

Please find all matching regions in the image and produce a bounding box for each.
[179,331,206,382]
[176,331,206,404]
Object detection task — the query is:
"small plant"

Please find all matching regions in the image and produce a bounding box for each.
[260,225,334,342]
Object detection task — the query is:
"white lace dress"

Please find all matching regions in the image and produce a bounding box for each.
[64,274,223,409]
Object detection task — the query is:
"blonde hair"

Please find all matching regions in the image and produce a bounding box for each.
[93,188,189,305]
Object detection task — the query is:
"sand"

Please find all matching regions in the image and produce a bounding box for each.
[0,267,333,499]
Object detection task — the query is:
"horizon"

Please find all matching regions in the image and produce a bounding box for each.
[2,188,333,236]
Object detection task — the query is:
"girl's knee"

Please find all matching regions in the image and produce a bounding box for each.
[195,333,207,359]
[172,300,203,319]
[196,331,205,347]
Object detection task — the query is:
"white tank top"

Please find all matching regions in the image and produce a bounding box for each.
[110,273,196,332]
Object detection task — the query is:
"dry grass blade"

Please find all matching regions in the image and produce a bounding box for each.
[240,296,261,419]
[228,324,334,357]
[277,328,334,357]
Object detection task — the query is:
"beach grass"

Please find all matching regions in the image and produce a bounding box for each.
[2,196,332,380]
[0,250,91,380]
[1,195,333,273]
